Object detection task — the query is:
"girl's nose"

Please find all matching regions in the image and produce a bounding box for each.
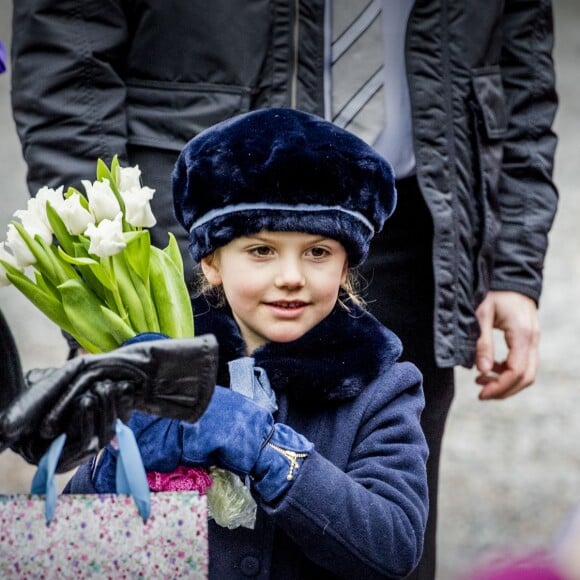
[274,257,306,289]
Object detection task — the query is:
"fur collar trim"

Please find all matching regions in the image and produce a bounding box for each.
[193,298,402,404]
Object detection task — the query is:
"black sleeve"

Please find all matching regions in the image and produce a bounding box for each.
[11,0,131,194]
[492,0,559,302]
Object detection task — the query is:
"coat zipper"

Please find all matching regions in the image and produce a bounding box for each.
[266,442,308,480]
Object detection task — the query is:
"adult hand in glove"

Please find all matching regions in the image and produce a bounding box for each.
[101,386,314,502]
[0,335,218,472]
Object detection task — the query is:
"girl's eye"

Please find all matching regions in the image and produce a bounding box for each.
[249,245,273,257]
[307,246,330,259]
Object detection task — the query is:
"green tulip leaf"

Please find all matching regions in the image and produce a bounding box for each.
[57,246,99,267]
[124,230,151,283]
[46,202,76,256]
[163,232,185,278]
[150,246,194,338]
[110,252,150,333]
[2,264,75,337]
[96,158,113,183]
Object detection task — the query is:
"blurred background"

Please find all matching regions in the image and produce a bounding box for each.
[1,2,579,577]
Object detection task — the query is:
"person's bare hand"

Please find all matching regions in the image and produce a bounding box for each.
[474,290,540,400]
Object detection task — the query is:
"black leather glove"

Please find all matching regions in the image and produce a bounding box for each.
[7,376,138,472]
[0,336,218,472]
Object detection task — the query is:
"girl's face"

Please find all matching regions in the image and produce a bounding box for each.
[201,230,348,353]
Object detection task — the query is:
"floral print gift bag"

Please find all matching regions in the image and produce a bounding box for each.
[0,421,208,578]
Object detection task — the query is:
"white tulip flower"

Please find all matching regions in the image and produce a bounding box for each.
[85,212,126,257]
[28,186,66,237]
[13,196,54,244]
[122,185,157,228]
[117,165,142,192]
[35,186,65,214]
[0,242,21,286]
[60,192,95,235]
[83,178,121,223]
[6,223,36,267]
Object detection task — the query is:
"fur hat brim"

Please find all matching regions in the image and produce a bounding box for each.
[173,108,397,266]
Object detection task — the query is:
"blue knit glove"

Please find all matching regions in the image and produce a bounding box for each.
[119,386,313,502]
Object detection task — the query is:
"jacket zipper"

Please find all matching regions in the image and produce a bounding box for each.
[267,442,308,480]
[291,0,300,107]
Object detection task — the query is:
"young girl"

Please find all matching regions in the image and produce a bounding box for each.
[67,108,428,578]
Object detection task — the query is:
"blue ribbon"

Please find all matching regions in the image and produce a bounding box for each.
[114,419,151,521]
[31,433,66,524]
[31,419,151,524]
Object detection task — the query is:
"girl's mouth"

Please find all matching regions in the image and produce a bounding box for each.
[267,301,307,309]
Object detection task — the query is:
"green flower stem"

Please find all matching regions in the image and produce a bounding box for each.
[59,279,130,352]
[57,243,112,305]
[34,270,60,300]
[99,306,138,345]
[111,252,153,333]
[102,255,129,323]
[120,230,160,331]
[37,235,81,286]
[127,260,160,332]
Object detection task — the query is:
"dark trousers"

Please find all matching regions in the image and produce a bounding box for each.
[361,177,455,580]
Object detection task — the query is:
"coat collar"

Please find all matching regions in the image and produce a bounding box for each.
[193,297,402,404]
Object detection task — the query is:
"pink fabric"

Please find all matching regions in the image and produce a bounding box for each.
[466,551,564,580]
[147,466,213,494]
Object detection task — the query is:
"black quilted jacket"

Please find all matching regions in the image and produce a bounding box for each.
[11,0,558,367]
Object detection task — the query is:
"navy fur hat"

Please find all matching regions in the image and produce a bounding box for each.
[173,108,396,266]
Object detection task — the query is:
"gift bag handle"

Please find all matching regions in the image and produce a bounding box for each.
[31,419,151,524]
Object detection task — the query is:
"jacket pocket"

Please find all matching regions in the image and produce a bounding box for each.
[125,79,252,151]
[469,67,507,303]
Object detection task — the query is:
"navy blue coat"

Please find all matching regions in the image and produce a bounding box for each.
[67,302,428,579]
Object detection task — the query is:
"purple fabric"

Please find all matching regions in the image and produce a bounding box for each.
[0,41,6,74]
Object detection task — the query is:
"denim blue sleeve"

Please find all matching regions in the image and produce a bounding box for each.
[63,460,97,493]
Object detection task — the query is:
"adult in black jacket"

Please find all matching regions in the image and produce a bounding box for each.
[11,2,558,578]
[0,309,23,413]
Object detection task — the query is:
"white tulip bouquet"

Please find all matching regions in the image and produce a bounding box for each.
[0,157,194,351]
[0,157,257,529]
